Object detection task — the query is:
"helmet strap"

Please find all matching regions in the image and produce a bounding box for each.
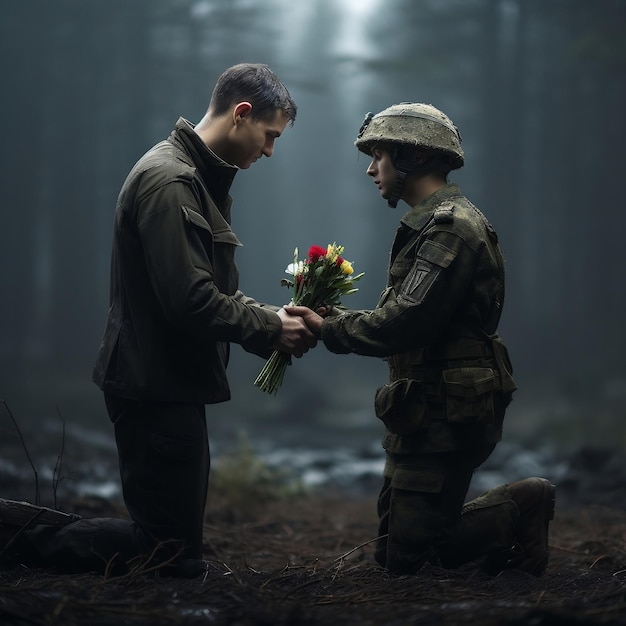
[388,146,450,207]
[387,146,419,208]
[387,169,406,208]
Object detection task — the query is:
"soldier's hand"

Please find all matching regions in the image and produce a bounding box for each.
[315,305,334,317]
[283,305,323,337]
[274,308,318,358]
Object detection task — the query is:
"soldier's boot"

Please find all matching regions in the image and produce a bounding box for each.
[437,484,519,572]
[504,477,555,576]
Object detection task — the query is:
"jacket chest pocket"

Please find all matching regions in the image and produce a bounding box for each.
[181,205,242,248]
[181,205,242,294]
[212,240,240,294]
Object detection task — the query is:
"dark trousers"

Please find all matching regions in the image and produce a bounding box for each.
[108,395,210,561]
[21,396,210,575]
[376,445,519,574]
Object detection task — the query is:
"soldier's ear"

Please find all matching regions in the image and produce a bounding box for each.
[411,150,430,165]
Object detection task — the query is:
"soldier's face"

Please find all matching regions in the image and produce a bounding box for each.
[366,145,396,202]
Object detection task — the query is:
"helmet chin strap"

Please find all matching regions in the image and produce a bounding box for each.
[388,146,450,208]
[387,170,406,208]
[387,145,416,208]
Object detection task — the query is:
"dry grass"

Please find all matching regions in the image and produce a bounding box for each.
[1,492,625,626]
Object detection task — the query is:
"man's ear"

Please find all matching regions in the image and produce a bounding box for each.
[233,101,253,123]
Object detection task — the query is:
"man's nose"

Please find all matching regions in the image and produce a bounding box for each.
[263,140,275,158]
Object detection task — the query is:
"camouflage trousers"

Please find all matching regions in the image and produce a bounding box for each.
[375,445,519,574]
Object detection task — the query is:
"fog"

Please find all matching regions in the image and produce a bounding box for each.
[1,0,625,456]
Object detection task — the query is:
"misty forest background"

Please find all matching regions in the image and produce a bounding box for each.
[1,0,625,463]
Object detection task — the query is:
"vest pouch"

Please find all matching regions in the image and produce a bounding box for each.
[490,335,517,397]
[374,378,428,435]
[442,367,496,424]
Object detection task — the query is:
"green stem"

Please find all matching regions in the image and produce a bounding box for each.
[253,350,291,395]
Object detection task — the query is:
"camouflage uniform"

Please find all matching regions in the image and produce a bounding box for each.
[320,104,521,574]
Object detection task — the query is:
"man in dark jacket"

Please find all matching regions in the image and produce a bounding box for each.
[287,103,555,576]
[2,63,316,578]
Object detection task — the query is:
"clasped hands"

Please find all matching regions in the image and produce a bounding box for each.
[273,305,328,358]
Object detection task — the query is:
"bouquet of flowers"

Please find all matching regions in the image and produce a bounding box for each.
[253,243,364,395]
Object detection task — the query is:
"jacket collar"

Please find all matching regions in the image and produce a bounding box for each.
[169,117,238,209]
[400,183,462,231]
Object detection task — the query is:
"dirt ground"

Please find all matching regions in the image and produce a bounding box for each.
[1,490,625,626]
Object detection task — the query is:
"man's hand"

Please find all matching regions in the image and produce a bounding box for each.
[274,308,318,358]
[283,305,324,337]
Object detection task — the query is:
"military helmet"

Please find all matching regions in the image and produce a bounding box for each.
[355,102,464,170]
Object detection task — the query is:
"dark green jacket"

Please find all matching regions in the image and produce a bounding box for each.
[321,183,515,452]
[93,118,281,404]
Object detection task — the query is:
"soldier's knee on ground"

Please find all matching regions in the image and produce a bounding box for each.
[384,465,447,574]
[386,543,440,574]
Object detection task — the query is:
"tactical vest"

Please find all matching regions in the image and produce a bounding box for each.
[376,198,517,454]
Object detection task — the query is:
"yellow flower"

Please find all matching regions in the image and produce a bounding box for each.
[254,241,364,395]
[340,260,354,275]
[326,243,344,263]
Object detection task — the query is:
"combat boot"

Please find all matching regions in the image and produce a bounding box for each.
[505,477,555,576]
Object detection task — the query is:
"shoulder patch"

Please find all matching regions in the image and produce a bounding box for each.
[433,201,455,224]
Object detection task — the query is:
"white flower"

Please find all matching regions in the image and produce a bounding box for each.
[285,261,305,276]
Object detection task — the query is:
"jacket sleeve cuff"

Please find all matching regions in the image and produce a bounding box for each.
[321,316,352,354]
[240,308,282,357]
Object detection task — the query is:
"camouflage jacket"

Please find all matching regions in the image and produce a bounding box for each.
[321,183,516,453]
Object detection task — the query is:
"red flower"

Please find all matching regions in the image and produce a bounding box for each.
[254,242,364,395]
[308,245,327,262]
